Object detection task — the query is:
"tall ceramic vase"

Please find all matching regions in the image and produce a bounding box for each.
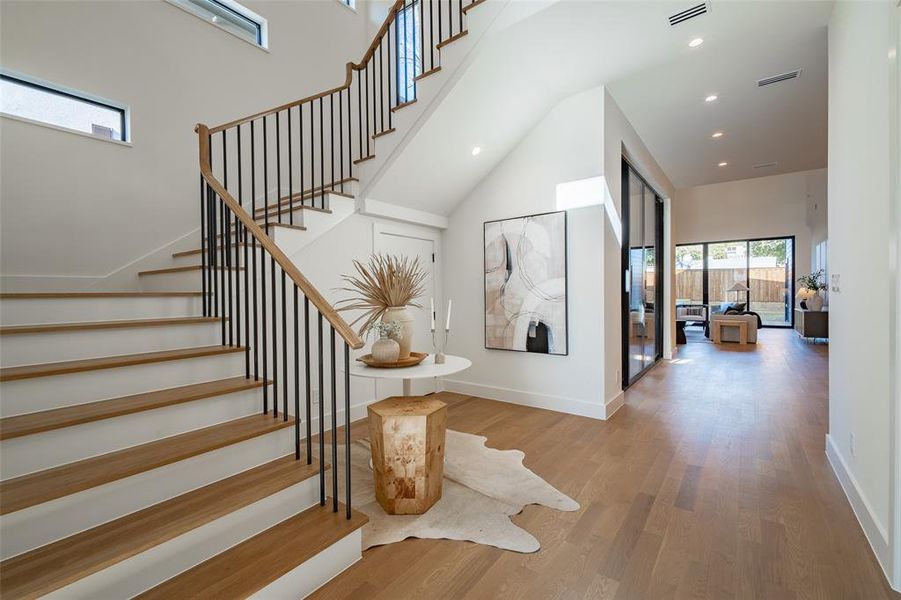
[807,291,824,311]
[383,306,414,359]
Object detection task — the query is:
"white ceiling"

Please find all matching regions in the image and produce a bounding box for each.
[370,0,832,214]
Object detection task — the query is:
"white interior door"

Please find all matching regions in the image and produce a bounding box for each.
[374,226,436,396]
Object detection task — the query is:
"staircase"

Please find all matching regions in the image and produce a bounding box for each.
[0,0,490,597]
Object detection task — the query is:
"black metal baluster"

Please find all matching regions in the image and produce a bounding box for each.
[299,103,305,208]
[330,326,338,513]
[448,0,452,41]
[365,65,370,158]
[219,197,226,345]
[271,255,278,418]
[200,176,207,317]
[288,107,294,225]
[357,70,363,160]
[429,0,434,71]
[388,25,393,126]
[318,312,325,505]
[294,285,300,459]
[281,269,287,421]
[237,126,246,374]
[413,0,418,98]
[379,42,384,132]
[344,342,351,518]
[339,89,344,189]
[319,97,325,208]
[276,111,282,225]
[243,223,250,378]
[310,98,315,208]
[223,133,233,347]
[421,0,426,79]
[305,296,312,464]
[346,87,352,184]
[438,0,442,50]
[329,93,335,206]
[251,121,260,384]
[260,238,268,413]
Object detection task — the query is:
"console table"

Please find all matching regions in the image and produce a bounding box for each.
[794,309,828,341]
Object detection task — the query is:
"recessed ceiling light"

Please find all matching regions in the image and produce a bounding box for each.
[705,94,718,102]
[688,37,704,48]
[711,131,723,138]
[471,146,481,156]
[718,161,728,167]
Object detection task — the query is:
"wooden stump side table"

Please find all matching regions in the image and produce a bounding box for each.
[367,396,447,515]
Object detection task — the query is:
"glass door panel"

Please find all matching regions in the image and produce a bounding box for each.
[707,241,748,315]
[675,244,704,304]
[627,170,645,381]
[642,186,657,367]
[749,238,793,326]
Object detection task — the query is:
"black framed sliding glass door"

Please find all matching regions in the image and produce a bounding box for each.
[622,159,664,388]
[675,236,795,328]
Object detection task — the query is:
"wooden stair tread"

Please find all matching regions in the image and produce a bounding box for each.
[173,244,248,258]
[0,345,244,382]
[0,316,219,336]
[0,292,203,299]
[0,414,293,515]
[138,265,243,276]
[353,155,375,165]
[0,377,267,441]
[0,456,320,599]
[372,127,396,139]
[253,202,334,219]
[136,503,368,600]
[436,29,469,50]
[414,66,442,81]
[461,0,486,13]
[390,99,418,112]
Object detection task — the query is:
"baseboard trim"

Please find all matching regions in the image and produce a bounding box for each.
[825,434,894,585]
[441,378,606,420]
[605,390,625,418]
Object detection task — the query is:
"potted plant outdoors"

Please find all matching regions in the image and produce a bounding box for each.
[797,269,827,311]
[369,320,403,364]
[336,254,427,359]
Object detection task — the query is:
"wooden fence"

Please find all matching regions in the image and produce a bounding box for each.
[675,268,790,302]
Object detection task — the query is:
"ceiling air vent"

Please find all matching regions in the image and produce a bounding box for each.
[753,161,779,169]
[669,2,709,26]
[757,69,802,87]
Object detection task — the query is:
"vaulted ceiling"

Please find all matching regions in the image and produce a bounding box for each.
[369,0,832,214]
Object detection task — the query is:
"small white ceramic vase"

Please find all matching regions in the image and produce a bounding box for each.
[382,305,414,359]
[371,335,400,364]
[807,292,824,311]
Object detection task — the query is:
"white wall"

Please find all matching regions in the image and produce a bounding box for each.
[442,86,607,419]
[672,168,826,283]
[0,0,372,288]
[440,85,672,419]
[826,0,899,589]
[603,89,675,404]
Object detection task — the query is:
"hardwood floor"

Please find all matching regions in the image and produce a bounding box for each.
[314,329,898,599]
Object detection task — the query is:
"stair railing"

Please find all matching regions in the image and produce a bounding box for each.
[195,0,485,519]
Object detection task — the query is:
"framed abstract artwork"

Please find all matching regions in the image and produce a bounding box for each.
[483,210,568,355]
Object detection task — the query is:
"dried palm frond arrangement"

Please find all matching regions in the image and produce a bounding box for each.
[336,254,427,335]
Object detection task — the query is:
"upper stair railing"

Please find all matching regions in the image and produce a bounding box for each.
[195,0,485,519]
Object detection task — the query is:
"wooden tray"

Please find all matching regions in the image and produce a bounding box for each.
[356,351,428,368]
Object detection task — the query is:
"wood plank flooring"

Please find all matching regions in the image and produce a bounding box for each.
[313,329,898,599]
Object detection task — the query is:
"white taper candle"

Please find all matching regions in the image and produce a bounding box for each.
[430,297,435,331]
[445,299,452,331]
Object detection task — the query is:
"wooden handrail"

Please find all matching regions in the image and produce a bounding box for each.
[195,123,364,350]
[209,0,407,134]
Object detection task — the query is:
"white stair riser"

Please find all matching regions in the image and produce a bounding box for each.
[0,427,296,560]
[0,352,245,417]
[0,296,204,326]
[45,476,320,599]
[0,388,263,479]
[139,270,207,292]
[0,322,222,367]
[250,528,362,599]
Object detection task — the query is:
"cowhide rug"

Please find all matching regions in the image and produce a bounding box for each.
[327,430,579,553]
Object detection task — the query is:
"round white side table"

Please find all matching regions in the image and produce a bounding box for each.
[348,354,471,395]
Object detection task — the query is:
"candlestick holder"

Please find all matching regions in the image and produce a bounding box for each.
[431,329,449,364]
